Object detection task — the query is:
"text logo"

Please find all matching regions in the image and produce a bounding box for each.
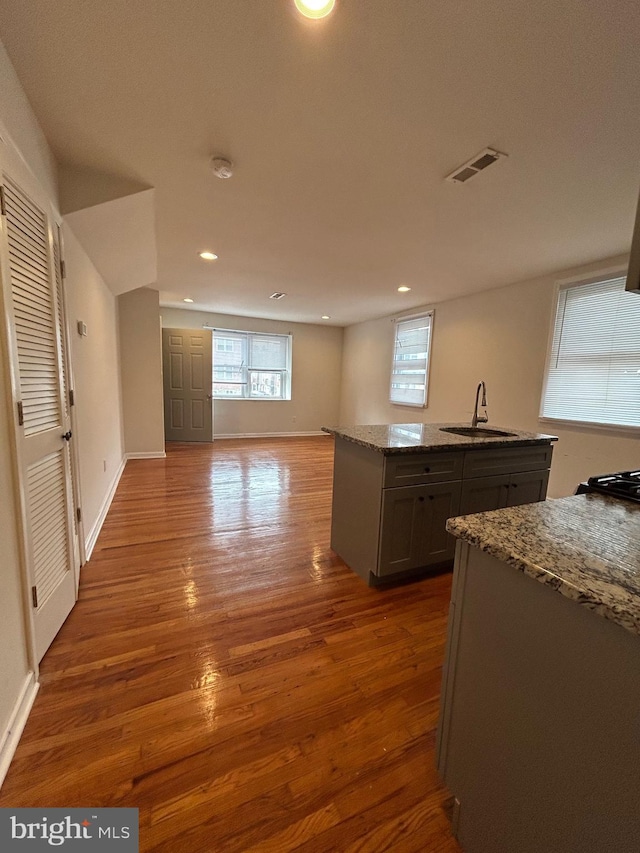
[0,808,138,851]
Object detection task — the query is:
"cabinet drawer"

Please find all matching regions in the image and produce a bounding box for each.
[383,451,464,487]
[462,445,553,479]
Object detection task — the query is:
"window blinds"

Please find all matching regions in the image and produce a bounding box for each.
[541,276,640,428]
[210,327,291,399]
[390,313,433,407]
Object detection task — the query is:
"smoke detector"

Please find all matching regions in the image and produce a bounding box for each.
[446,148,507,184]
[210,157,234,179]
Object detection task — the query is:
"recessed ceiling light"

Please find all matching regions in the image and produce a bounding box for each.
[199,251,218,261]
[183,298,194,303]
[294,0,336,19]
[321,315,331,320]
[398,285,411,293]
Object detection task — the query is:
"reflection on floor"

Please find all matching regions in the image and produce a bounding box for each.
[0,436,461,853]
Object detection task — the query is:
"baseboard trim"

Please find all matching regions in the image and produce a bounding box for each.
[214,431,328,439]
[0,672,39,789]
[84,456,126,560]
[125,451,167,459]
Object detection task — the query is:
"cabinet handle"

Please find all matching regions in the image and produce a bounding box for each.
[418,496,425,502]
[428,494,434,500]
[512,483,518,488]
[424,467,430,473]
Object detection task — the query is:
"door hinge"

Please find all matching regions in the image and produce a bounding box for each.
[17,401,24,426]
[0,185,6,216]
[31,585,38,608]
[69,388,75,407]
[60,259,66,279]
[76,507,82,523]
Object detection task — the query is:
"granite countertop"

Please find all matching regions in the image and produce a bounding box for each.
[321,423,558,454]
[447,493,640,636]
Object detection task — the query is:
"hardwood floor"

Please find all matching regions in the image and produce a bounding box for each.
[0,437,461,853]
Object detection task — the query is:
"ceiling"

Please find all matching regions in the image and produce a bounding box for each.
[1,0,639,326]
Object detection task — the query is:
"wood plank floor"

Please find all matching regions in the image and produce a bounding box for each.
[0,437,461,853]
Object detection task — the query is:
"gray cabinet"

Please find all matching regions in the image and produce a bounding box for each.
[329,437,553,585]
[459,469,549,516]
[379,481,461,576]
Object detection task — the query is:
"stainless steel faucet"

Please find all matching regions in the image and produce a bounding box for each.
[471,381,488,428]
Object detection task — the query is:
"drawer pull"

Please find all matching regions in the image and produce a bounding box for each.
[424,467,431,473]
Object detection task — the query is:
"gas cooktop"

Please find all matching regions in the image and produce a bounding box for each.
[577,470,640,504]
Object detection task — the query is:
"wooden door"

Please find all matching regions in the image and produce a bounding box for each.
[162,328,213,442]
[0,174,77,661]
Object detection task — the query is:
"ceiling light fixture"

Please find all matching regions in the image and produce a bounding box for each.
[270,292,287,300]
[183,298,194,303]
[321,315,331,320]
[294,0,336,19]
[398,285,411,293]
[199,251,218,261]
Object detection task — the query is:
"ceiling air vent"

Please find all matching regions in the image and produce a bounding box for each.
[270,292,287,300]
[446,148,507,184]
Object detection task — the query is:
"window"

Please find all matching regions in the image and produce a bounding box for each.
[540,275,640,428]
[390,313,433,407]
[210,328,292,400]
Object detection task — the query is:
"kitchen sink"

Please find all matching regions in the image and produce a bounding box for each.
[439,426,517,438]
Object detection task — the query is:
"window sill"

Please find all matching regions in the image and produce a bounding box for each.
[213,397,291,402]
[538,416,640,436]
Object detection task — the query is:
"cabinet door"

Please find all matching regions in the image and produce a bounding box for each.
[506,470,549,507]
[459,474,509,516]
[378,482,461,577]
[418,481,462,567]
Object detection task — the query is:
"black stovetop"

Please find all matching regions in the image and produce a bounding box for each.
[580,470,640,504]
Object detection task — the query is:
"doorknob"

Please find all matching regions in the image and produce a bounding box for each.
[61,431,72,441]
[206,394,213,401]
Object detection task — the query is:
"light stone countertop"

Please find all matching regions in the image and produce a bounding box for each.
[321,423,558,455]
[447,493,640,636]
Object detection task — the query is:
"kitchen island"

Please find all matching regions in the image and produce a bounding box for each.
[321,423,557,585]
[437,493,640,853]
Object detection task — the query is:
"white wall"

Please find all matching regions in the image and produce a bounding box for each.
[161,308,343,436]
[0,39,127,781]
[63,225,126,547]
[0,40,58,777]
[119,287,165,455]
[339,255,638,498]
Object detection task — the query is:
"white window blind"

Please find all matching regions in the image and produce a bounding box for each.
[541,276,640,428]
[210,327,292,399]
[390,313,433,407]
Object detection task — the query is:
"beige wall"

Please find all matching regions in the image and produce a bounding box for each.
[0,39,129,776]
[0,39,58,772]
[339,254,638,498]
[161,308,343,436]
[63,225,126,540]
[119,288,165,455]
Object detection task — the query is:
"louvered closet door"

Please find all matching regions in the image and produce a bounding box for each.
[2,175,76,661]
